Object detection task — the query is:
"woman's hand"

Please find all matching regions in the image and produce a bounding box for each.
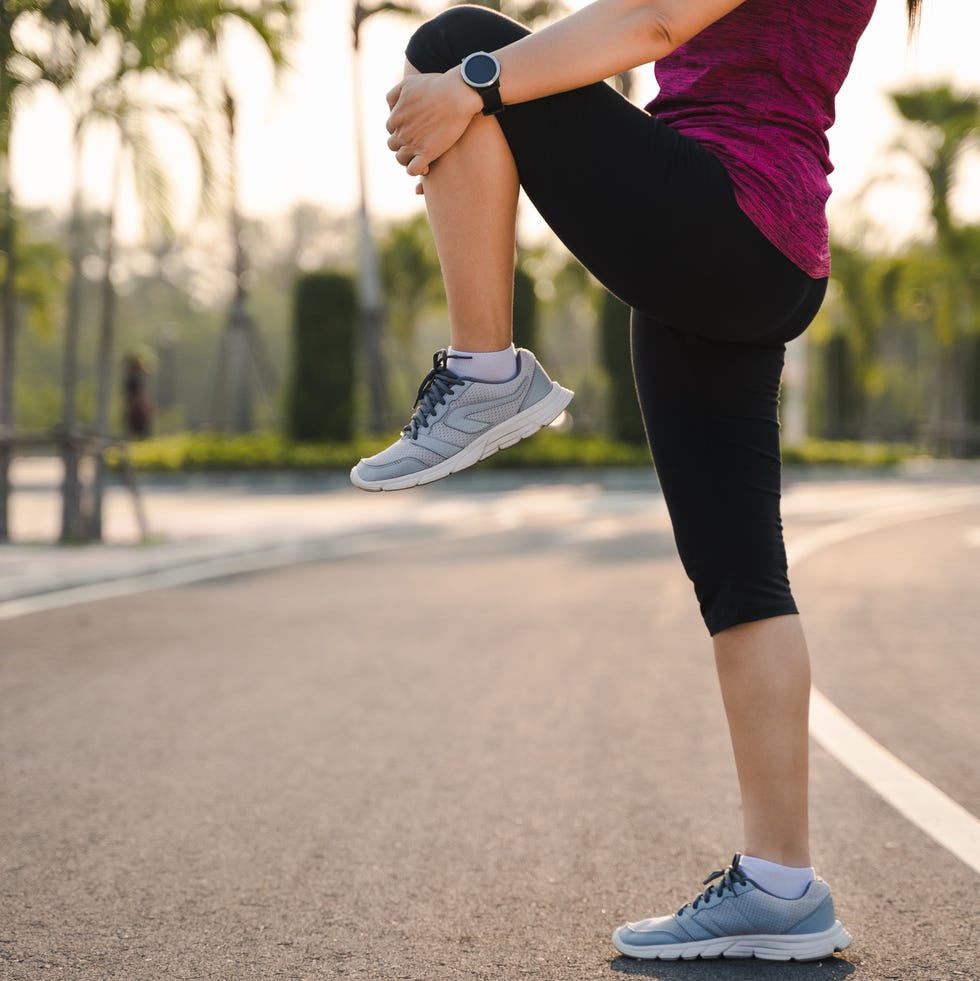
[386,70,482,179]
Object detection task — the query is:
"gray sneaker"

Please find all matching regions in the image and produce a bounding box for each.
[612,854,852,962]
[350,348,573,491]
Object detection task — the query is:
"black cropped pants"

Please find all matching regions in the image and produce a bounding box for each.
[406,6,828,635]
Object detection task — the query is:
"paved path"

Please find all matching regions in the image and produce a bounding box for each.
[1,464,978,979]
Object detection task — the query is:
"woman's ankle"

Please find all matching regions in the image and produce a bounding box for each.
[447,343,518,381]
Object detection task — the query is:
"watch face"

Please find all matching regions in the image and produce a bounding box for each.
[462,52,499,88]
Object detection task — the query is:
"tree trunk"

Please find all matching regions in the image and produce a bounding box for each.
[224,87,253,434]
[90,141,125,541]
[352,39,388,433]
[60,127,86,542]
[0,83,17,542]
[0,178,16,542]
[226,295,253,433]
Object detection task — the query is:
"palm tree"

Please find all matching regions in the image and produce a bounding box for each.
[173,0,295,434]
[352,1,420,433]
[21,5,112,543]
[85,79,216,539]
[0,0,95,540]
[55,0,293,539]
[59,114,91,542]
[52,0,182,542]
[890,86,980,260]
[889,84,980,453]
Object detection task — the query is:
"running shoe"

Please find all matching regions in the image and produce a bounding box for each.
[350,348,573,491]
[611,854,852,962]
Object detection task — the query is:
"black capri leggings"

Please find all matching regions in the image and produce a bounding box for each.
[407,6,829,635]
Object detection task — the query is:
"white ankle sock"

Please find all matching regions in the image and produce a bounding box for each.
[738,854,815,900]
[446,344,518,382]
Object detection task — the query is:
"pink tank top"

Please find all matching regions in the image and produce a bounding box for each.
[647,0,877,278]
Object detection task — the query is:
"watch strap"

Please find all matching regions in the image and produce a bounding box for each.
[479,85,504,117]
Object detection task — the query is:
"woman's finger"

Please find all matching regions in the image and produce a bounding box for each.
[385,83,401,110]
[406,154,429,178]
[387,132,401,151]
[395,145,415,167]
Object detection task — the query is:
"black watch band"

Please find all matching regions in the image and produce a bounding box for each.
[461,51,504,117]
[477,84,504,117]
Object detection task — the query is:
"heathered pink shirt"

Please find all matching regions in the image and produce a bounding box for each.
[646,0,876,278]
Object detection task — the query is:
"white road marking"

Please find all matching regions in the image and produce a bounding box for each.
[809,690,980,875]
[786,494,980,877]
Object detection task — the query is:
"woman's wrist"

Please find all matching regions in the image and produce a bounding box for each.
[449,65,486,117]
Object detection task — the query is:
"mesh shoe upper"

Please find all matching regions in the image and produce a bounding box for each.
[618,854,837,946]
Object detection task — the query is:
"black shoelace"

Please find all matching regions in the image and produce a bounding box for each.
[678,854,748,915]
[403,350,466,440]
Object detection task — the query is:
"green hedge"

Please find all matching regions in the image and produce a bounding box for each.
[107,432,917,474]
[285,271,355,441]
[782,439,915,468]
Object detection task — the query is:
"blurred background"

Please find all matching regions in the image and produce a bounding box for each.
[1,0,979,543]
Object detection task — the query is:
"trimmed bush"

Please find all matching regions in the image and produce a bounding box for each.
[782,438,914,468]
[598,290,647,445]
[286,272,356,442]
[109,431,653,473]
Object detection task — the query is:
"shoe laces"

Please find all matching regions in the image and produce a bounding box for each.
[403,350,466,440]
[677,854,748,915]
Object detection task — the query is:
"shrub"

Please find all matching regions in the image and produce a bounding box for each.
[108,432,916,474]
[285,272,356,442]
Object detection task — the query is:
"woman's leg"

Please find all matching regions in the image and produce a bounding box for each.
[714,615,811,867]
[405,62,520,353]
[629,316,809,859]
[611,316,851,961]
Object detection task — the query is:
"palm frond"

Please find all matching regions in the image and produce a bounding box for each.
[120,112,176,239]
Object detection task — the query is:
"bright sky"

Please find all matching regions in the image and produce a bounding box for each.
[12,0,980,251]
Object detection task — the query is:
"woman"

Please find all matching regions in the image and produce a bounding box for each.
[352,0,921,961]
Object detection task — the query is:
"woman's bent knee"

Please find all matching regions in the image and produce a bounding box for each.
[405,5,529,75]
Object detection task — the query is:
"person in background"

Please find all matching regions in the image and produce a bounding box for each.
[122,354,153,440]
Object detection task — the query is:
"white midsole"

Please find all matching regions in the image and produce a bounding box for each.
[351,383,574,492]
[611,921,852,962]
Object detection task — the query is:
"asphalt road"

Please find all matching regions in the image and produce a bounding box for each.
[2,480,978,980]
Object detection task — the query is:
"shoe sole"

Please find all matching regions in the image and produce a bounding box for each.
[350,383,574,492]
[611,921,852,962]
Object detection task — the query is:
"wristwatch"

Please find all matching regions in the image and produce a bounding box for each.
[460,51,503,116]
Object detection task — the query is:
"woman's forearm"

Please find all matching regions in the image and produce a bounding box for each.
[386,0,745,177]
[478,0,746,108]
